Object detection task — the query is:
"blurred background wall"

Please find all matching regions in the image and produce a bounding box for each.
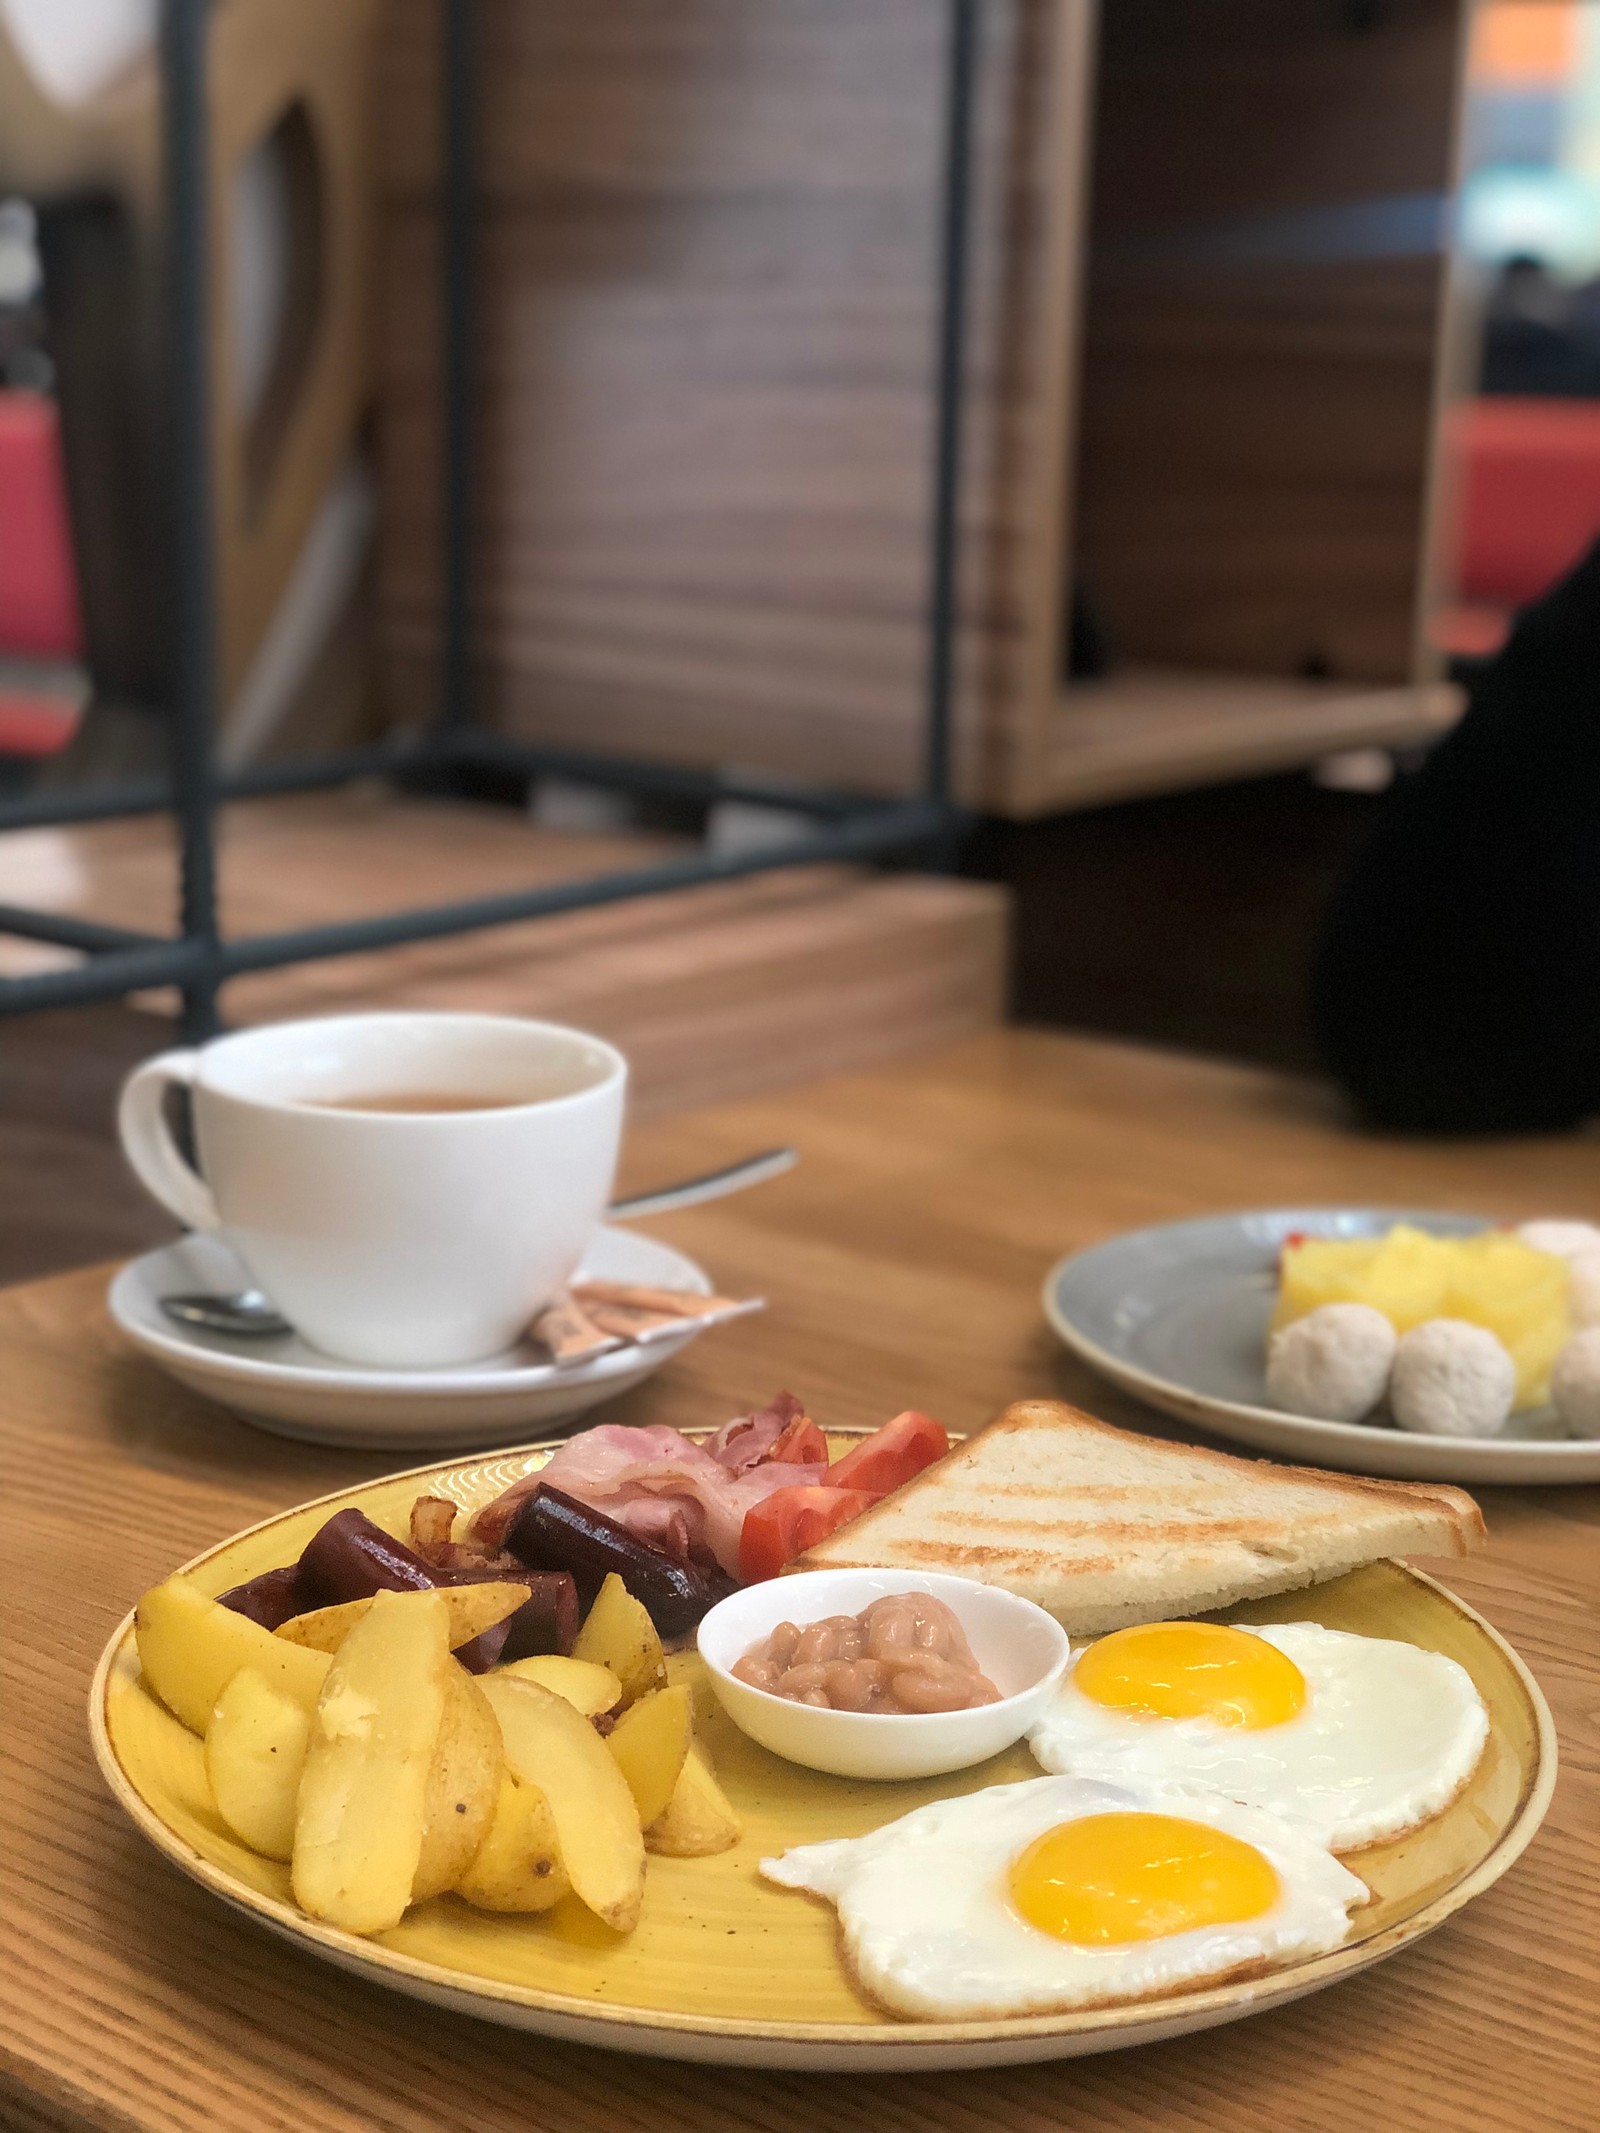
[4,1,1600,1093]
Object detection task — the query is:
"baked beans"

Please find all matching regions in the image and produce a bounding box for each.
[732,1593,1002,1714]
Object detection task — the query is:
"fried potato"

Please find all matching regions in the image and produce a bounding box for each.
[481,1673,645,1933]
[605,1684,693,1830]
[645,1741,741,1858]
[494,1654,621,1717]
[204,1667,310,1861]
[275,1581,529,1656]
[454,1771,570,1913]
[569,1573,666,1707]
[411,1662,502,1901]
[136,1574,330,1735]
[291,1589,450,1934]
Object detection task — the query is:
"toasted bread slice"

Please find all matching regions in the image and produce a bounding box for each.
[795,1400,1485,1634]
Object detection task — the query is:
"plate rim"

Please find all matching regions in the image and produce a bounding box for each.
[1041,1207,1600,1472]
[107,1226,708,1398]
[88,1433,1558,2062]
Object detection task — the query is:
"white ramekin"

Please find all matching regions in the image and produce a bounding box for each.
[697,1567,1070,1780]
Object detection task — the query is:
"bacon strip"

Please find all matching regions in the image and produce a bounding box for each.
[706,1390,809,1471]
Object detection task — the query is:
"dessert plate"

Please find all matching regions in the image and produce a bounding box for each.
[90,1435,1554,2071]
[109,1227,714,1450]
[1044,1207,1600,1485]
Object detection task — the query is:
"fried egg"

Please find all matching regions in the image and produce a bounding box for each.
[760,1774,1367,2020]
[1027,1620,1488,1852]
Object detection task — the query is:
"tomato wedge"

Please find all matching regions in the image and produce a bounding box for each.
[738,1485,881,1583]
[766,1411,829,1467]
[826,1410,949,1495]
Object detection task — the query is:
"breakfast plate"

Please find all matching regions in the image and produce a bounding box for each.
[109,1228,714,1451]
[1044,1209,1600,1485]
[91,1433,1555,2070]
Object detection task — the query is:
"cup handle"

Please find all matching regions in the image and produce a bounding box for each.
[117,1049,221,1232]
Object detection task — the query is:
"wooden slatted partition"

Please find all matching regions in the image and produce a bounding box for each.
[373,0,1466,817]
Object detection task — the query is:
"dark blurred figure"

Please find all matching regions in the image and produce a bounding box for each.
[1315,539,1600,1133]
[1480,254,1600,399]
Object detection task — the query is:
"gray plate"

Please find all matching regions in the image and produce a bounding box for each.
[1043,1207,1600,1485]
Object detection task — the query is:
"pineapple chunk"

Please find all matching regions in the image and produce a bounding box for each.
[1366,1227,1454,1330]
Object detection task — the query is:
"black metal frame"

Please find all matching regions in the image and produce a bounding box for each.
[0,0,977,1038]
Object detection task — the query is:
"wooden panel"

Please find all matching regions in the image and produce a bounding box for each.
[1039,669,1461,811]
[374,0,1091,806]
[207,0,382,703]
[0,1029,1596,2131]
[0,794,1008,1117]
[1069,0,1465,685]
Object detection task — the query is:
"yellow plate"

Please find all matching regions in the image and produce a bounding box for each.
[89,1435,1556,2071]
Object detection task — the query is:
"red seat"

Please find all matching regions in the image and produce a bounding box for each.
[1434,396,1600,657]
[0,390,81,658]
[0,389,84,756]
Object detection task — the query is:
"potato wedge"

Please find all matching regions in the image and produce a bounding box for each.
[291,1588,450,1934]
[569,1573,666,1707]
[455,1771,570,1913]
[411,1662,502,1901]
[645,1741,741,1857]
[275,1581,529,1656]
[495,1654,620,1717]
[605,1684,693,1830]
[480,1674,644,1933]
[136,1574,330,1735]
[204,1667,310,1860]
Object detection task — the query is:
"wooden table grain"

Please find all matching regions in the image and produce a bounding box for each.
[1,1030,1595,2133]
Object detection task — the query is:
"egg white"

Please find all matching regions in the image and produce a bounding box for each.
[1027,1623,1489,1853]
[760,1774,1367,2021]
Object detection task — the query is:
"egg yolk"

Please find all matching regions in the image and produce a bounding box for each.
[1071,1622,1306,1730]
[1009,1812,1281,1945]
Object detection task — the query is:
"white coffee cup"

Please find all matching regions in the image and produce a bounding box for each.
[117,1012,627,1368]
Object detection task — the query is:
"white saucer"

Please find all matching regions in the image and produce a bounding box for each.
[109,1228,715,1451]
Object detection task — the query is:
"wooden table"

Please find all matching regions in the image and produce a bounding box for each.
[2,1030,1595,2133]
